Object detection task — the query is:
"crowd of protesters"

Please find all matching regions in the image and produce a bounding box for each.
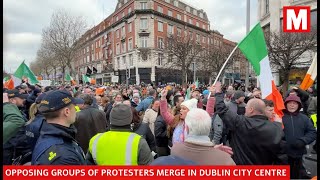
[3,80,317,179]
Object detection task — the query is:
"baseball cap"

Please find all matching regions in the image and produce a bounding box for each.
[39,90,79,113]
[6,89,29,99]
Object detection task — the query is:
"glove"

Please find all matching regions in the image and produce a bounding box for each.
[292,140,305,149]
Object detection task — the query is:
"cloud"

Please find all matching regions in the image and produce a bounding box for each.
[3,0,257,72]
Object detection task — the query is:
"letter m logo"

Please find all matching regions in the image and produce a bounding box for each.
[283,6,310,32]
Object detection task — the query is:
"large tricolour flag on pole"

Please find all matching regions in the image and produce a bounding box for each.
[13,61,39,85]
[238,23,285,118]
[300,53,317,90]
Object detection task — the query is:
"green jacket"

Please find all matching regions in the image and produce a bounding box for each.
[3,103,26,144]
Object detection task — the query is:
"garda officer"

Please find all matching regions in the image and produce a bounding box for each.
[31,90,86,165]
[86,103,154,165]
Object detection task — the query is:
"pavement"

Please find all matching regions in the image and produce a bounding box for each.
[303,141,317,178]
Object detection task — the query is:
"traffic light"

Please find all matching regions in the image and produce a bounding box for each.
[126,68,130,79]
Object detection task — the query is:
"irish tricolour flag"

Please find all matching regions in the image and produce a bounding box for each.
[238,23,285,117]
[300,53,317,91]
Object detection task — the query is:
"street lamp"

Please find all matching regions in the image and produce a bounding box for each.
[136,48,140,85]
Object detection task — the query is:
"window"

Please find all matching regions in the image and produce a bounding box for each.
[122,26,125,36]
[128,23,132,33]
[186,6,190,12]
[202,36,205,43]
[168,24,173,34]
[140,18,148,29]
[128,38,133,50]
[98,40,101,47]
[87,55,90,63]
[196,34,200,42]
[91,44,94,50]
[165,0,170,3]
[96,41,98,48]
[168,54,173,63]
[189,31,193,40]
[116,29,120,38]
[83,57,86,64]
[116,43,120,54]
[199,13,203,18]
[177,28,182,36]
[168,10,172,17]
[141,37,148,48]
[117,57,120,68]
[122,12,125,18]
[158,53,163,66]
[158,21,163,32]
[158,37,164,49]
[128,7,132,14]
[196,22,199,27]
[203,24,206,30]
[265,0,269,14]
[87,46,89,52]
[177,14,182,20]
[122,56,126,65]
[124,0,128,3]
[92,54,95,61]
[189,18,193,24]
[174,1,178,7]
[97,64,102,73]
[158,6,163,13]
[83,49,85,54]
[115,16,119,21]
[141,2,147,9]
[210,38,213,44]
[193,9,197,15]
[129,54,133,66]
[122,42,126,53]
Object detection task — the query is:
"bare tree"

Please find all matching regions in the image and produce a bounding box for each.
[42,9,87,78]
[200,44,238,84]
[162,34,205,84]
[265,30,317,95]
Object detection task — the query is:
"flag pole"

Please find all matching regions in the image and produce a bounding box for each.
[213,45,239,85]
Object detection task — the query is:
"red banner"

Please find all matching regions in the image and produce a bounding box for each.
[3,166,290,180]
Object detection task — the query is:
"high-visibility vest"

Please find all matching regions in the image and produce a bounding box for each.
[310,114,317,128]
[88,131,141,165]
[75,106,81,112]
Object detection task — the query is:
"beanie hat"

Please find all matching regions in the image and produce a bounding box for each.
[110,103,133,126]
[181,98,198,110]
[233,90,245,100]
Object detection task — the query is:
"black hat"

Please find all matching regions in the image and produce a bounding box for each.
[39,90,83,113]
[35,93,47,104]
[6,89,28,99]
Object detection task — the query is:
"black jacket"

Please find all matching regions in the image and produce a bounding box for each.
[154,115,169,148]
[32,122,86,165]
[133,122,156,152]
[74,106,107,153]
[282,111,317,158]
[214,93,283,165]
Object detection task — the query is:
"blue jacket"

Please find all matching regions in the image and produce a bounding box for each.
[135,96,154,112]
[25,114,45,151]
[32,121,86,165]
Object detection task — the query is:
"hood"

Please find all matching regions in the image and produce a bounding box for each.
[284,95,302,114]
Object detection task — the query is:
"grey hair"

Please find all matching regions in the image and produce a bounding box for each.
[185,108,212,136]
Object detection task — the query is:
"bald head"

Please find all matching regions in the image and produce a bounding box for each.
[245,98,266,117]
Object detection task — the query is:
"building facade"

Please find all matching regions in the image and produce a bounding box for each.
[257,0,317,85]
[74,0,248,85]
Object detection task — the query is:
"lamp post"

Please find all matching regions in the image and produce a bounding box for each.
[136,49,140,85]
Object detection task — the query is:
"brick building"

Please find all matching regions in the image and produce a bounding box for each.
[74,0,248,85]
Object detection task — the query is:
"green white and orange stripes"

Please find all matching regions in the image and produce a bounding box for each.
[300,53,317,90]
[238,23,285,117]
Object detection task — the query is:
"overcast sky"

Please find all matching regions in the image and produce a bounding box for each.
[3,0,258,73]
